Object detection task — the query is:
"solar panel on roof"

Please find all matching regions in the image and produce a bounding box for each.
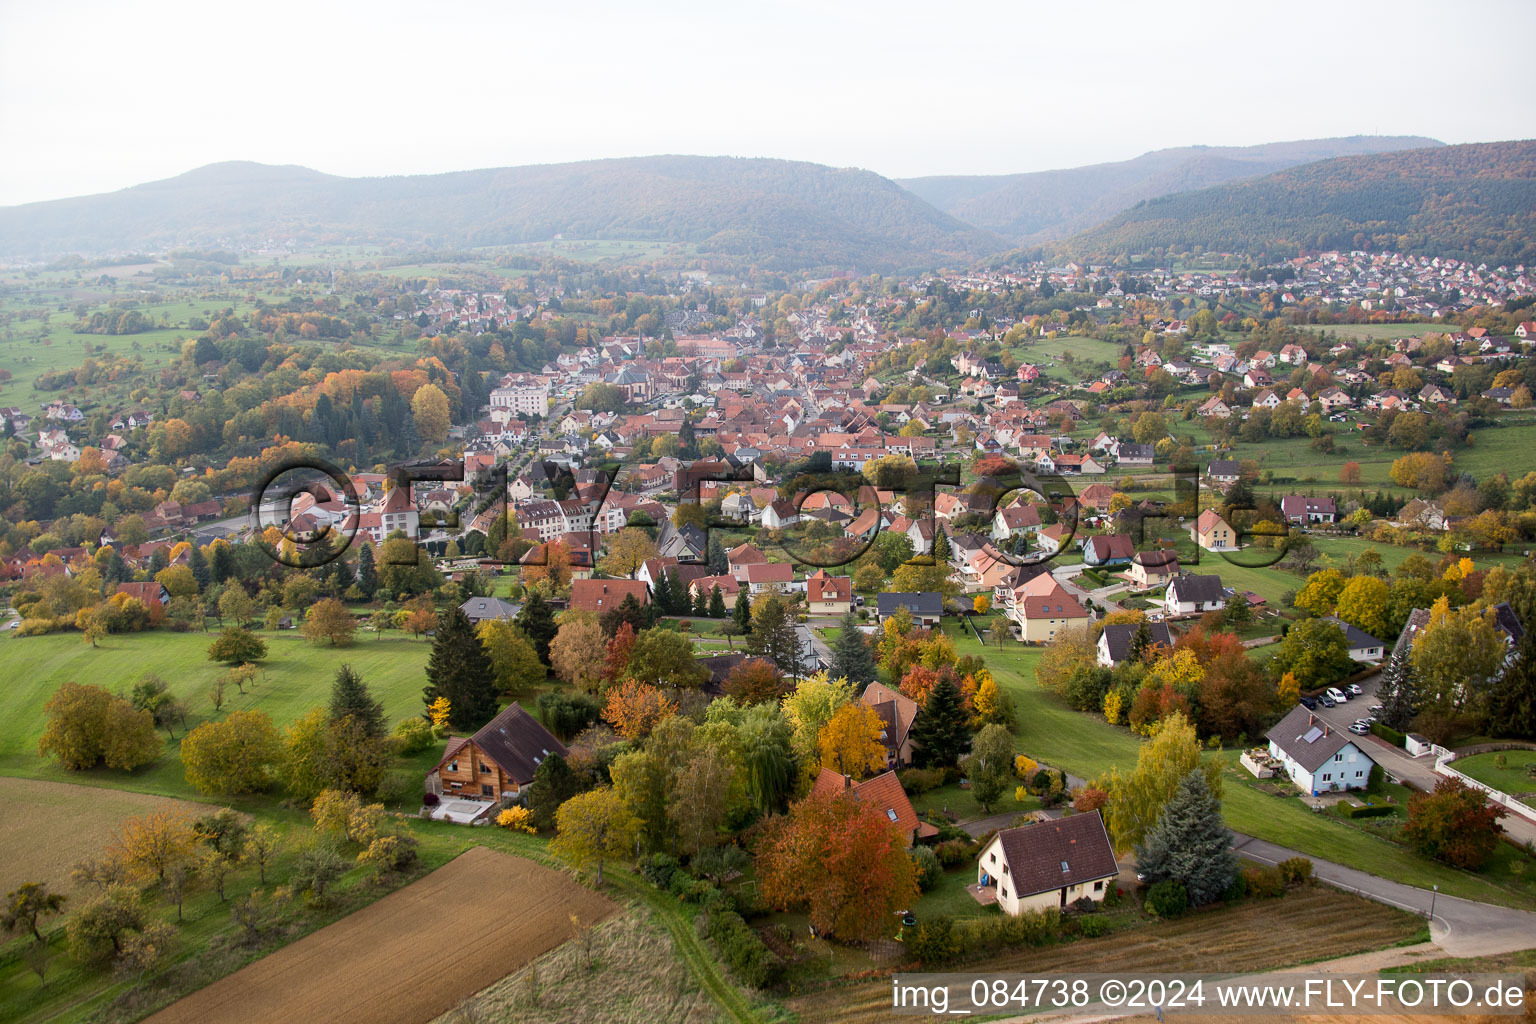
[1302,726,1323,743]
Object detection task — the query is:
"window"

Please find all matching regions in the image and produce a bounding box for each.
[1001,887,1008,898]
[886,808,898,822]
[1335,753,1343,762]
[448,761,458,773]
[1002,863,1009,875]
[1094,881,1104,892]
[1322,773,1330,781]
[989,852,996,864]
[480,785,493,797]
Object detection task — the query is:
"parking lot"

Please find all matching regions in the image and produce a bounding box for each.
[1304,672,1383,738]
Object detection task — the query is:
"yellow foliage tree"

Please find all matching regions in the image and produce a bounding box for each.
[427,697,451,729]
[1276,671,1300,710]
[497,807,536,833]
[1103,690,1124,725]
[1014,754,1038,779]
[815,703,886,779]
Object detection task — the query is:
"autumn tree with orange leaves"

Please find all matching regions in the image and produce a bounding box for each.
[601,679,676,741]
[756,791,918,942]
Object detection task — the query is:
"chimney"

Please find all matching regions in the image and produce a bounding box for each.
[1308,713,1315,726]
[1323,725,1330,737]
[842,774,853,790]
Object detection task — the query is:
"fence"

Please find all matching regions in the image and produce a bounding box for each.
[1434,752,1536,826]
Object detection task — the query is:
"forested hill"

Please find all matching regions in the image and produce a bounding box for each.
[0,156,1007,272]
[898,136,1440,243]
[1058,140,1536,266]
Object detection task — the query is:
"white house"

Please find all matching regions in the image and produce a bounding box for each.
[1265,705,1378,795]
[975,812,1119,916]
[1323,616,1385,662]
[1164,573,1226,617]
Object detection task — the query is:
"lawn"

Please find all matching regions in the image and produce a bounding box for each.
[1449,750,1536,797]
[938,628,1536,910]
[0,630,432,803]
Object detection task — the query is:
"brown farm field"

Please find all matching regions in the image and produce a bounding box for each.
[143,845,617,1024]
[0,777,213,897]
[788,886,1426,1024]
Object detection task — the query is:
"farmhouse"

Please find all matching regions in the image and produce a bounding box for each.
[810,768,936,847]
[975,811,1119,916]
[1097,621,1174,667]
[426,704,567,816]
[1164,573,1226,617]
[1190,509,1237,551]
[1280,496,1336,525]
[1265,705,1378,795]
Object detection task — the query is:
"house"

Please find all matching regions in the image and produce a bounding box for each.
[1164,574,1226,617]
[1081,534,1135,568]
[1395,499,1447,532]
[760,499,800,530]
[459,596,521,624]
[810,768,936,848]
[1115,442,1154,466]
[991,503,1041,543]
[975,811,1119,916]
[1323,616,1384,662]
[1197,397,1232,419]
[727,542,768,581]
[1128,549,1179,588]
[1011,573,1090,643]
[876,592,943,627]
[1097,621,1174,666]
[425,704,568,818]
[568,578,650,614]
[804,569,852,616]
[116,581,170,609]
[1279,496,1336,525]
[860,682,918,768]
[1265,705,1378,795]
[1190,509,1237,551]
[1205,460,1241,485]
[744,560,795,596]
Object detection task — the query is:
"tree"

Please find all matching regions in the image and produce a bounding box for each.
[245,824,281,885]
[3,882,65,943]
[207,627,267,665]
[1402,777,1506,869]
[1271,616,1355,690]
[111,811,198,883]
[828,609,877,684]
[600,527,658,578]
[410,382,451,441]
[1411,600,1508,718]
[601,680,677,740]
[756,790,919,942]
[478,620,546,694]
[1340,461,1363,484]
[708,585,727,619]
[1134,768,1236,905]
[1099,713,1219,854]
[1484,625,1536,739]
[550,615,606,693]
[1334,576,1392,640]
[626,628,708,688]
[667,746,737,857]
[423,607,498,730]
[65,884,151,967]
[909,676,970,769]
[782,672,858,761]
[302,597,357,646]
[723,658,787,704]
[181,711,281,795]
[523,541,574,593]
[218,586,256,628]
[816,703,886,778]
[550,787,640,886]
[356,542,378,599]
[599,592,648,639]
[963,724,1015,813]
[38,682,159,772]
[746,594,801,678]
[514,591,559,665]
[328,664,385,739]
[527,753,581,832]
[1196,649,1273,740]
[732,588,752,632]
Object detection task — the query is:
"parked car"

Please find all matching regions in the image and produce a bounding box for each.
[1326,687,1349,703]
[1348,722,1370,735]
[1347,684,1364,697]
[1368,704,1384,715]
[1318,695,1336,708]
[1299,696,1318,710]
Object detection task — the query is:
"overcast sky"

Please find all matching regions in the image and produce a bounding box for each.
[2,0,1532,207]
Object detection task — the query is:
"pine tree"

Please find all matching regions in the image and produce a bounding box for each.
[516,592,558,665]
[707,585,727,619]
[1134,768,1236,906]
[910,677,971,769]
[208,544,234,585]
[667,569,689,617]
[188,545,210,590]
[707,534,728,575]
[732,589,752,632]
[931,527,952,565]
[356,543,378,599]
[599,592,648,638]
[423,607,498,730]
[331,552,353,595]
[691,587,708,616]
[1128,620,1153,662]
[1377,639,1417,732]
[1484,628,1536,739]
[329,663,385,739]
[829,608,877,685]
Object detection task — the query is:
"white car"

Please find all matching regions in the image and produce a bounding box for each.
[1347,683,1364,697]
[1348,722,1370,735]
[1326,687,1349,703]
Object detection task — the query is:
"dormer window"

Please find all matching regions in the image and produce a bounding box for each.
[886,808,898,822]
[1061,860,1070,872]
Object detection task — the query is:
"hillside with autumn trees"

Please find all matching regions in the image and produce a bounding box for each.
[1058,139,1536,265]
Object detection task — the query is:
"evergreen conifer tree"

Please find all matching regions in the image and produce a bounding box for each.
[829,608,877,685]
[708,585,727,618]
[329,663,386,739]
[910,677,971,769]
[516,591,558,665]
[1134,768,1236,906]
[422,607,498,730]
[356,542,378,599]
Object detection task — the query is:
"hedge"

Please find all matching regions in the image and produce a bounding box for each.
[704,908,784,988]
[1342,803,1396,819]
[1370,722,1408,748]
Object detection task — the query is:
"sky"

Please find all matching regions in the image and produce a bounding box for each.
[2,0,1533,207]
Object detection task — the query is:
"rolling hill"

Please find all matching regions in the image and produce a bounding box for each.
[898,136,1441,243]
[1058,139,1536,266]
[0,156,1007,272]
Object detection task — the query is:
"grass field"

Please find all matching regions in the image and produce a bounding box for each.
[787,885,1427,1024]
[0,778,212,898]
[0,631,432,804]
[940,628,1536,910]
[142,846,617,1024]
[1450,750,1536,797]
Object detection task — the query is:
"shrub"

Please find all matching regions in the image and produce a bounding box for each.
[951,908,1059,956]
[1224,871,1248,903]
[422,792,439,807]
[899,767,945,795]
[910,846,943,892]
[1079,914,1110,938]
[908,915,959,965]
[497,807,536,833]
[705,909,783,988]
[933,839,971,868]
[1241,866,1285,898]
[393,717,435,754]
[641,853,681,888]
[1370,722,1407,748]
[1144,880,1188,918]
[1278,857,1314,886]
[1342,803,1395,819]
